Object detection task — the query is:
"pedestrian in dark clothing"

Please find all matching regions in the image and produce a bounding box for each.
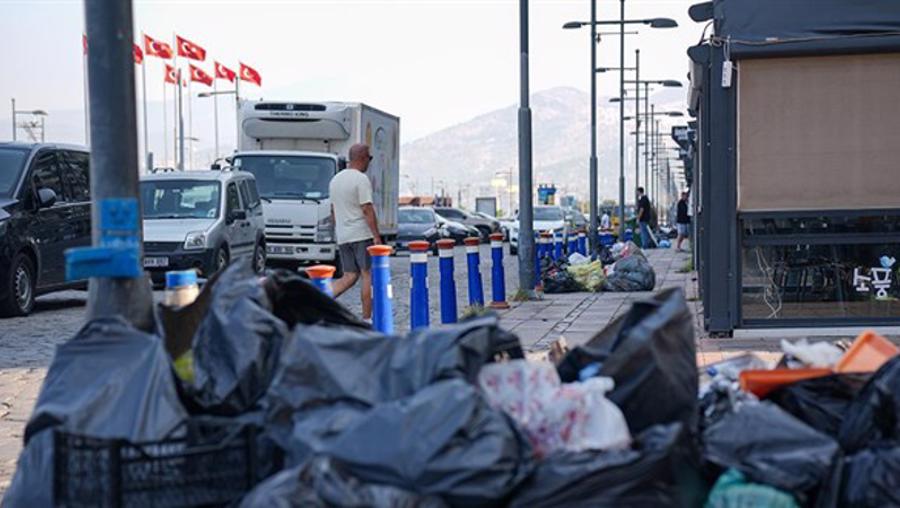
[636,187,653,249]
[676,191,690,252]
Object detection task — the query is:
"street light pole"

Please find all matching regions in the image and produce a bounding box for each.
[518,0,535,295]
[9,99,14,142]
[644,82,650,190]
[83,0,153,327]
[589,0,598,256]
[634,48,640,197]
[617,0,626,239]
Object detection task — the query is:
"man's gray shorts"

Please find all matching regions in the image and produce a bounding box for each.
[338,239,374,273]
[677,224,690,237]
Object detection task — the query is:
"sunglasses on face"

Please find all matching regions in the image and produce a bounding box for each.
[368,155,373,161]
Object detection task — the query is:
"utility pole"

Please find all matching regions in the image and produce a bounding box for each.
[518,0,535,295]
[634,48,640,195]
[588,0,598,256]
[9,99,14,141]
[617,0,626,239]
[84,0,153,327]
[177,70,185,170]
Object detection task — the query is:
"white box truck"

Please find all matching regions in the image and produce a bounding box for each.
[230,101,399,268]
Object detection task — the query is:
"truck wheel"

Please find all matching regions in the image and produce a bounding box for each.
[252,242,267,273]
[0,254,36,317]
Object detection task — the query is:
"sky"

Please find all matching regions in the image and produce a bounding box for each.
[1,0,703,154]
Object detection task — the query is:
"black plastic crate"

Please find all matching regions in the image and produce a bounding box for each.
[54,419,260,508]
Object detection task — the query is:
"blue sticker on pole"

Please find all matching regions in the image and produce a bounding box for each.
[65,198,142,281]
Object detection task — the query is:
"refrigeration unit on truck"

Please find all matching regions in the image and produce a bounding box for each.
[231,101,400,268]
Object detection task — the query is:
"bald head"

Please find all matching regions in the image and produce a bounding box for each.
[348,144,371,172]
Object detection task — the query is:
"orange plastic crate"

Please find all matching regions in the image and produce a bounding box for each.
[835,331,899,373]
[739,368,832,398]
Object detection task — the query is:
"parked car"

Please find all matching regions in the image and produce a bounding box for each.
[565,209,588,231]
[0,142,92,316]
[396,206,442,252]
[436,214,479,243]
[433,206,499,241]
[508,205,568,256]
[140,169,266,283]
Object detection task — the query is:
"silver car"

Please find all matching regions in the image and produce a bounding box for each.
[140,169,266,283]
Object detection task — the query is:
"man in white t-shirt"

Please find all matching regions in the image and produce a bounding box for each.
[329,143,382,320]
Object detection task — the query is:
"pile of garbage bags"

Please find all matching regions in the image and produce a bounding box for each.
[603,242,656,292]
[3,263,709,507]
[541,241,655,293]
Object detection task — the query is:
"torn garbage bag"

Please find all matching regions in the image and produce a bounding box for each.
[263,269,370,329]
[556,288,697,435]
[508,423,706,508]
[839,356,900,453]
[767,373,869,438]
[703,401,839,497]
[4,317,187,507]
[478,360,631,457]
[181,261,289,415]
[239,456,448,508]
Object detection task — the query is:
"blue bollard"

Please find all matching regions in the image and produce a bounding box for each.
[437,239,458,324]
[306,265,336,296]
[567,234,578,256]
[367,244,394,334]
[624,228,634,243]
[464,237,485,307]
[488,233,509,309]
[408,240,430,329]
[554,231,563,260]
[577,230,587,255]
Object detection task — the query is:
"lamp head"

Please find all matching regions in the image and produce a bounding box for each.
[562,21,584,29]
[648,18,678,28]
[661,80,683,87]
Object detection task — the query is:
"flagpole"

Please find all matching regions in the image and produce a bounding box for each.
[235,78,241,153]
[188,78,194,169]
[177,69,185,170]
[172,32,178,169]
[213,78,220,161]
[141,45,149,173]
[162,75,168,167]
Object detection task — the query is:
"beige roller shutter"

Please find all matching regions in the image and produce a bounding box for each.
[737,53,900,212]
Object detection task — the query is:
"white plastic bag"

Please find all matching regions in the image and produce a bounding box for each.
[780,339,843,368]
[478,360,631,457]
[567,252,590,266]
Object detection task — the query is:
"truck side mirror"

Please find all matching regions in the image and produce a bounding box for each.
[37,188,57,209]
[338,157,348,171]
[210,163,221,170]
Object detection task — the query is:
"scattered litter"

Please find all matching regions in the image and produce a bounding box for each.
[566,260,605,292]
[704,469,799,508]
[567,252,589,266]
[780,338,844,368]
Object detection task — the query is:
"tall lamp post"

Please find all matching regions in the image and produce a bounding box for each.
[198,89,238,162]
[518,0,535,295]
[563,13,676,244]
[10,99,48,142]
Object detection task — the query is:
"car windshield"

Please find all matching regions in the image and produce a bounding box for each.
[140,180,221,219]
[0,147,29,198]
[234,155,335,201]
[534,207,564,221]
[399,208,435,224]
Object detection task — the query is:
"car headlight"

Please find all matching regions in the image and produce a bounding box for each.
[315,215,334,243]
[183,231,207,250]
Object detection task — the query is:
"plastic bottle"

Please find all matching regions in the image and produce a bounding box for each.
[164,270,200,307]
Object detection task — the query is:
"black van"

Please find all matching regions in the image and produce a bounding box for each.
[0,142,92,316]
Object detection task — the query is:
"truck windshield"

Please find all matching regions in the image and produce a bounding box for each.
[140,180,221,219]
[0,147,29,198]
[234,155,336,201]
[534,207,564,221]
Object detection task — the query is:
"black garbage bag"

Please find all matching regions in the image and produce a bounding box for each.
[767,373,869,438]
[838,356,900,453]
[508,423,706,508]
[603,254,656,292]
[182,261,289,415]
[263,317,530,506]
[838,445,900,508]
[542,259,582,294]
[264,269,370,329]
[3,317,187,507]
[239,456,448,508]
[556,288,697,435]
[703,401,840,499]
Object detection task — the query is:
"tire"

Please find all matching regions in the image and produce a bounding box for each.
[252,241,267,274]
[214,246,230,273]
[0,253,36,317]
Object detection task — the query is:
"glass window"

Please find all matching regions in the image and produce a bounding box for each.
[140,180,220,219]
[31,151,65,203]
[399,208,436,224]
[61,151,90,202]
[0,147,29,198]
[226,182,241,212]
[241,179,260,209]
[233,155,335,201]
[534,207,564,221]
[437,208,464,219]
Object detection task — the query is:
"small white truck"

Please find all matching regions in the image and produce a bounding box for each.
[231,101,399,268]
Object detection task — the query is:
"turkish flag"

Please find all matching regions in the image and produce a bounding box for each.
[239,62,262,86]
[189,64,213,86]
[214,61,236,83]
[144,34,173,59]
[176,35,206,61]
[82,34,87,55]
[133,43,143,64]
[164,64,178,84]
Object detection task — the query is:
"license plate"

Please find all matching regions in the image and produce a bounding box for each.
[143,257,169,268]
[267,245,293,255]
